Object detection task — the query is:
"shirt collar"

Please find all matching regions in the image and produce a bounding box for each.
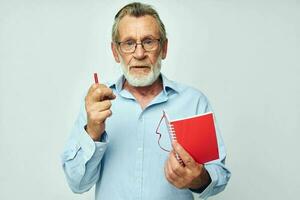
[107,73,179,96]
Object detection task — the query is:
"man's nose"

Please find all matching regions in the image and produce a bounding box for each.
[133,43,146,59]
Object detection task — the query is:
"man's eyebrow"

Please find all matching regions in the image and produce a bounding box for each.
[119,36,135,42]
[120,35,157,42]
[141,35,157,40]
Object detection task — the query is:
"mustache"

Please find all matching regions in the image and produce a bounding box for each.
[128,63,152,68]
[128,58,151,67]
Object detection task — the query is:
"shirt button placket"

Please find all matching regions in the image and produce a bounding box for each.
[135,114,144,200]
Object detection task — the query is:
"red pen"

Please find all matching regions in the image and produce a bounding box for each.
[94,73,99,84]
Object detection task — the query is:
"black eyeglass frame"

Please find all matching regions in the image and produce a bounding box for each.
[116,38,162,54]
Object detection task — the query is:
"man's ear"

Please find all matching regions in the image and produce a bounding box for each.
[111,42,120,63]
[161,39,168,60]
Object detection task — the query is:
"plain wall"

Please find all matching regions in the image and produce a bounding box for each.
[0,0,299,199]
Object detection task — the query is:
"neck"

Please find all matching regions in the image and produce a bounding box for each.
[123,76,163,109]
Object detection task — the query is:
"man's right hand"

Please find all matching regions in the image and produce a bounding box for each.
[85,83,116,141]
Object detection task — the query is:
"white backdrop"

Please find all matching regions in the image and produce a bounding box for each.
[0,0,299,199]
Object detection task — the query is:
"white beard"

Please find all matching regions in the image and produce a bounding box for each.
[119,56,162,87]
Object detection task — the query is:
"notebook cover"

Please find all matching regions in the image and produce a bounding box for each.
[170,112,219,164]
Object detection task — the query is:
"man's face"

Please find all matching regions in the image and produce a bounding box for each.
[112,15,168,87]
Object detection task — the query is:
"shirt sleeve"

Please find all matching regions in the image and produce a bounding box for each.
[191,94,231,199]
[60,102,109,193]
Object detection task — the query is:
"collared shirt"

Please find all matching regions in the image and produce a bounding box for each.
[61,74,231,200]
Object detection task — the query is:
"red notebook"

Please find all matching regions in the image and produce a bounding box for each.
[164,111,219,164]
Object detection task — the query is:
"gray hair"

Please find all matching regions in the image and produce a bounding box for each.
[112,2,167,44]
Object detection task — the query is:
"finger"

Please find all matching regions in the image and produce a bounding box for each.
[172,141,196,168]
[86,83,100,97]
[86,83,116,101]
[86,84,101,102]
[96,84,116,99]
[164,160,176,183]
[165,159,185,189]
[87,100,112,113]
[169,151,186,177]
[88,109,112,124]
[168,156,181,180]
[88,86,116,102]
[98,109,113,122]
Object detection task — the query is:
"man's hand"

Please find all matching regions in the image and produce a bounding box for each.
[164,141,211,190]
[85,83,116,141]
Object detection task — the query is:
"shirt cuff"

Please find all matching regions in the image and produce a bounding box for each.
[192,164,218,199]
[78,128,109,162]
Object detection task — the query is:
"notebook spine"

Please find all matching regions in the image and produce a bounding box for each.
[168,123,184,165]
[168,123,177,141]
[163,110,184,165]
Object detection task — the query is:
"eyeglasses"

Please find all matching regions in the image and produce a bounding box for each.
[155,111,185,166]
[117,38,161,54]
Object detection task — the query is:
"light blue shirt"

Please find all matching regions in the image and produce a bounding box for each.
[61,74,231,200]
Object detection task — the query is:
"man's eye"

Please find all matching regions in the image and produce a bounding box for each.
[143,39,154,45]
[125,40,135,46]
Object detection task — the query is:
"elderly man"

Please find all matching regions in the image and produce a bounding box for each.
[61,2,230,200]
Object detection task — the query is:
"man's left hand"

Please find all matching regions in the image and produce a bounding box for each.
[164,141,211,190]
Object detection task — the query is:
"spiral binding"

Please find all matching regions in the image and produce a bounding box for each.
[155,111,185,165]
[168,124,177,141]
[163,112,184,166]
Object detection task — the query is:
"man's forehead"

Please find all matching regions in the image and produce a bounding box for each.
[118,15,160,40]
